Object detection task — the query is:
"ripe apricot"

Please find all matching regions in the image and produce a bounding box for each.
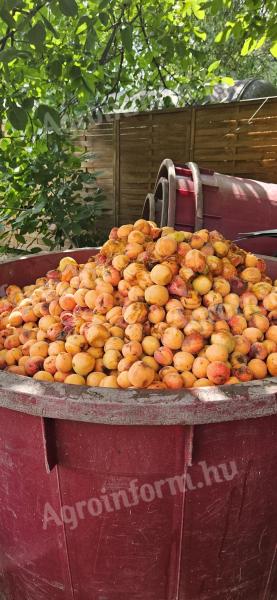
[128,361,155,388]
[182,332,205,355]
[206,344,228,363]
[155,236,177,258]
[150,264,172,286]
[248,358,267,380]
[181,371,197,388]
[29,341,49,358]
[163,372,183,389]
[33,371,54,382]
[55,352,73,373]
[145,285,169,306]
[64,374,86,385]
[72,352,95,376]
[148,305,166,324]
[154,346,173,366]
[25,356,44,376]
[173,351,194,372]
[192,275,212,295]
[161,327,184,350]
[207,361,230,384]
[266,325,277,343]
[267,353,277,376]
[192,356,210,378]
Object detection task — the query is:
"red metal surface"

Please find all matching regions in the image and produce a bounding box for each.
[152,160,277,256]
[0,249,277,600]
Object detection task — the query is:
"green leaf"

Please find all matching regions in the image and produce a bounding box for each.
[221,76,235,85]
[58,0,78,17]
[47,59,62,77]
[208,60,221,73]
[0,7,16,27]
[270,41,277,58]
[21,97,34,110]
[121,25,133,52]
[0,47,18,63]
[215,31,224,43]
[42,15,59,38]
[69,64,81,79]
[15,234,25,244]
[99,12,109,26]
[28,22,46,50]
[240,37,252,56]
[35,104,61,131]
[7,106,28,130]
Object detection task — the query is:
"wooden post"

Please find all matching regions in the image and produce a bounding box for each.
[189,107,196,161]
[113,117,120,226]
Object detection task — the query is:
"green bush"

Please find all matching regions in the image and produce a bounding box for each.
[0,133,105,254]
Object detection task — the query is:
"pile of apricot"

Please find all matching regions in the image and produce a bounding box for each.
[0,220,277,389]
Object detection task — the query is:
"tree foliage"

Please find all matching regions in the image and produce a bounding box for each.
[0,0,276,252]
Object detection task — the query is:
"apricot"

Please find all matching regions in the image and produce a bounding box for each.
[230,352,248,368]
[267,353,277,376]
[213,240,229,257]
[116,370,130,388]
[192,357,210,378]
[155,236,177,258]
[193,378,213,387]
[203,291,223,307]
[53,371,67,383]
[249,342,267,360]
[232,365,253,382]
[173,351,194,372]
[8,311,23,327]
[153,346,173,366]
[266,325,277,343]
[122,341,142,360]
[48,340,65,355]
[148,305,165,324]
[144,285,169,307]
[184,249,206,273]
[43,356,57,375]
[263,292,277,311]
[141,336,159,356]
[4,334,20,349]
[33,371,54,382]
[192,275,212,295]
[233,335,251,355]
[5,348,22,366]
[55,352,73,373]
[72,352,95,376]
[7,365,25,376]
[263,340,277,355]
[161,327,184,350]
[85,324,110,347]
[133,219,151,234]
[64,374,86,385]
[213,278,230,297]
[125,323,143,342]
[86,372,105,387]
[123,302,148,324]
[225,376,240,385]
[150,264,172,286]
[248,314,269,333]
[241,267,261,284]
[228,315,247,335]
[248,358,267,380]
[207,361,230,385]
[180,371,196,387]
[211,331,235,353]
[29,341,49,359]
[252,282,272,300]
[25,356,44,376]
[192,307,209,321]
[128,360,155,388]
[182,332,205,355]
[206,344,228,363]
[243,327,263,343]
[163,372,183,389]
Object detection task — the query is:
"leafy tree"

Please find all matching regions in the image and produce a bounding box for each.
[0,0,276,252]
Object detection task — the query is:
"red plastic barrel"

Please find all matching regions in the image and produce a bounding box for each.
[143,159,277,256]
[1,250,277,600]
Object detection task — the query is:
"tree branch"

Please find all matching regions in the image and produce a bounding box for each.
[137,2,168,89]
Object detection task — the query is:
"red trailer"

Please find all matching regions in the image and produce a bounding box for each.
[0,249,277,600]
[143,159,277,256]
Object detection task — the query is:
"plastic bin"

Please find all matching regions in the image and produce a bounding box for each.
[0,249,277,600]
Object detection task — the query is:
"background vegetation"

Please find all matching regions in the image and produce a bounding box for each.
[0,0,276,253]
